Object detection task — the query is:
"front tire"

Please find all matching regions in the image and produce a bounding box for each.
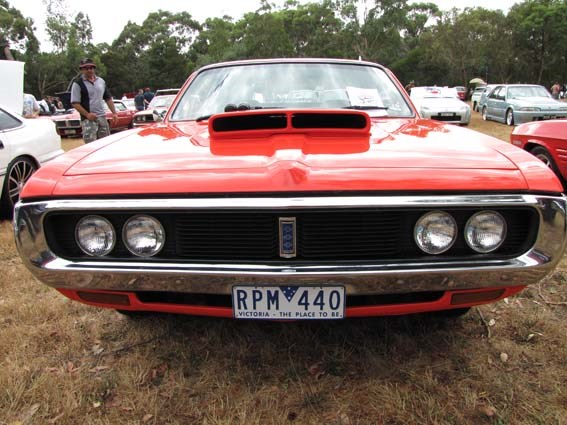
[506,108,514,126]
[0,156,37,218]
[482,106,488,121]
[530,146,564,189]
[473,101,478,112]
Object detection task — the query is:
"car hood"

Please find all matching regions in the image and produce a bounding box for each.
[510,97,565,108]
[23,112,561,197]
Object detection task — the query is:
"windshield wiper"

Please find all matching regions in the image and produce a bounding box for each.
[195,114,213,122]
[195,105,285,122]
[342,105,389,110]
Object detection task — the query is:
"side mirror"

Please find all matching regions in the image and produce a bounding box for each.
[152,109,166,122]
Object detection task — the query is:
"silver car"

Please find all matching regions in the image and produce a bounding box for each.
[410,86,471,125]
[481,84,567,126]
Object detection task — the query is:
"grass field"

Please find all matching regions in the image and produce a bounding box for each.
[1,111,566,425]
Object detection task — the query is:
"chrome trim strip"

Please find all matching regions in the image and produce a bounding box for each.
[11,194,549,211]
[14,194,567,295]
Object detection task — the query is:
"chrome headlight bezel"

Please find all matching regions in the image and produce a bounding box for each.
[414,211,458,255]
[122,214,166,257]
[465,211,507,253]
[75,215,116,257]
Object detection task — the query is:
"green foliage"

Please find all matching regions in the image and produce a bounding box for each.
[6,0,567,98]
[508,0,567,83]
[0,0,39,55]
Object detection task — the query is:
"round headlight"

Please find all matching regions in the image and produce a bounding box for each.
[122,215,165,257]
[75,215,116,256]
[414,211,457,254]
[465,211,506,253]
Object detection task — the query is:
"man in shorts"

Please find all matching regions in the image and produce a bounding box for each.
[71,58,118,143]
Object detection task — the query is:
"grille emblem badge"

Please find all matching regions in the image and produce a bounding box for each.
[279,217,297,258]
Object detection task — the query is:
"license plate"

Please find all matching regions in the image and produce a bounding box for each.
[232,286,345,320]
[440,112,455,117]
[65,129,77,135]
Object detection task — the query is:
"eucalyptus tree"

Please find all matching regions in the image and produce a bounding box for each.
[508,0,567,84]
[103,10,201,94]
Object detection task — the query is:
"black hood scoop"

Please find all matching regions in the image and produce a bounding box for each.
[209,109,371,138]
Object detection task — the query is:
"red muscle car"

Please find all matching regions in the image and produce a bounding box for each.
[511,119,567,188]
[14,59,567,322]
[50,100,135,137]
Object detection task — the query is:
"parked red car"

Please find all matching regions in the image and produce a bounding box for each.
[50,100,135,137]
[511,119,567,188]
[14,59,567,322]
[454,86,467,101]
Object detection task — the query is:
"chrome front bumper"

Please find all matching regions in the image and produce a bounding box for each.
[515,110,567,125]
[14,194,567,295]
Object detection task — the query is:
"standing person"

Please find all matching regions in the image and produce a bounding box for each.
[22,93,40,118]
[404,81,415,94]
[143,87,154,109]
[46,96,57,114]
[0,34,14,60]
[71,58,118,143]
[134,89,145,111]
[38,97,50,115]
[551,82,561,99]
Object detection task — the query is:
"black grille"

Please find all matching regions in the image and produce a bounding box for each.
[44,207,538,263]
[432,115,461,122]
[55,120,80,128]
[133,290,445,308]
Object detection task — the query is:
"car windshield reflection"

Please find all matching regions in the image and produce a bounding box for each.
[170,62,414,121]
[508,86,551,99]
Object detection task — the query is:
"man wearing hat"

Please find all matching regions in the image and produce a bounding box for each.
[71,58,118,143]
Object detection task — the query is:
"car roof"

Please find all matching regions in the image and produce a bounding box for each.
[197,58,389,72]
[493,84,543,88]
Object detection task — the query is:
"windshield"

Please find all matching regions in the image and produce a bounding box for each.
[411,87,458,99]
[149,95,176,109]
[508,86,551,99]
[170,62,414,121]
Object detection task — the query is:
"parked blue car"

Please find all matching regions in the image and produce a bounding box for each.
[481,84,567,126]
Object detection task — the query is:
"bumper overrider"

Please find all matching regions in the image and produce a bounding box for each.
[13,194,567,316]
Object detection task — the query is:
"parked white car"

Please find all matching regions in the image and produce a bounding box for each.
[133,89,180,127]
[0,105,63,217]
[410,86,471,125]
[471,86,486,112]
[472,84,498,113]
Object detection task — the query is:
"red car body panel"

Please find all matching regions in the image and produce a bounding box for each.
[21,114,562,199]
[57,285,526,318]
[511,119,567,181]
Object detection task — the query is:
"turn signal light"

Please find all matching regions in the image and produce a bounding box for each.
[77,291,131,306]
[450,289,505,305]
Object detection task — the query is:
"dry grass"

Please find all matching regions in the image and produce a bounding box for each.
[1,112,566,425]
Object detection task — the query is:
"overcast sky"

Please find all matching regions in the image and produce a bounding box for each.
[17,0,520,51]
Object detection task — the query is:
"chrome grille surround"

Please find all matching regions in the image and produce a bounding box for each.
[14,194,567,296]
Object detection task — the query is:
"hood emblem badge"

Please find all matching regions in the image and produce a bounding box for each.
[279,217,297,258]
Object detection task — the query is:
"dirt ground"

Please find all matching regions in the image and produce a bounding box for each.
[1,111,565,425]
